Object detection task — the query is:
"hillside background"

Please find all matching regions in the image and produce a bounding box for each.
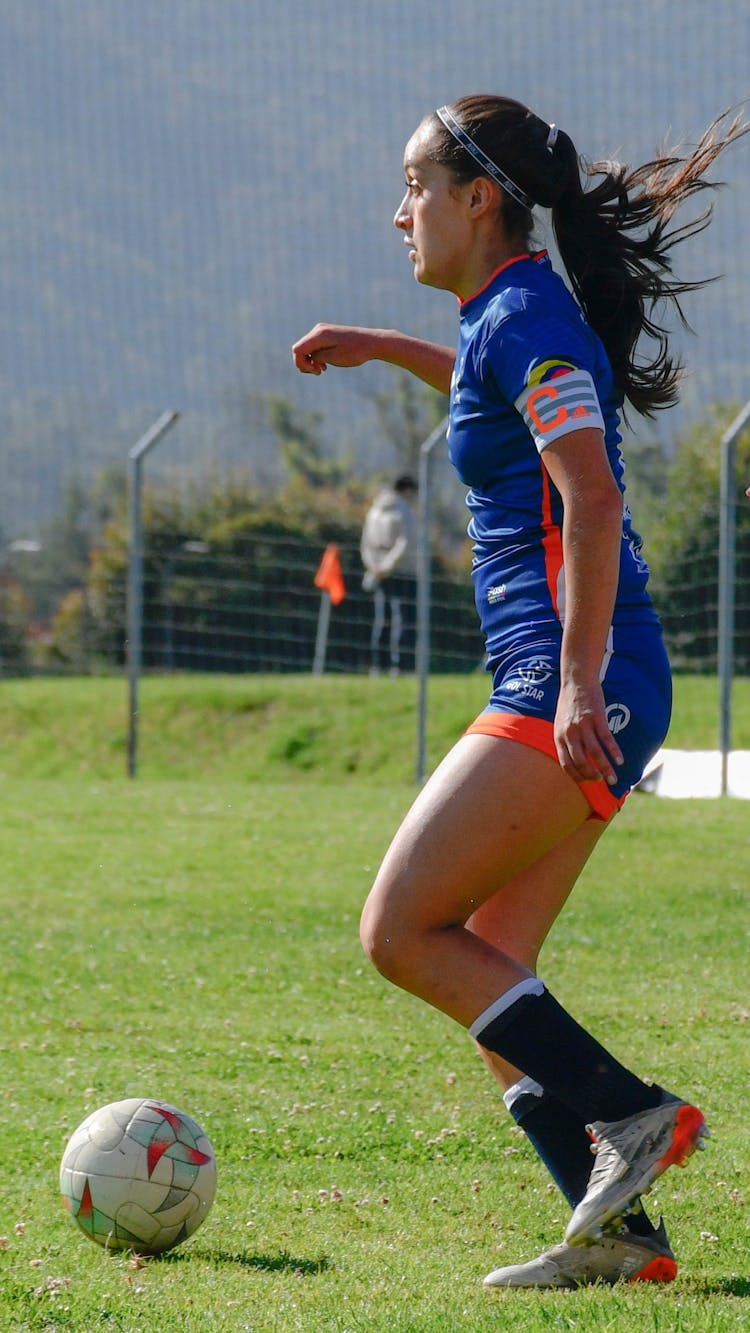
[1,0,749,538]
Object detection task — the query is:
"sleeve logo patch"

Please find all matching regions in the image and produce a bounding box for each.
[526,359,578,388]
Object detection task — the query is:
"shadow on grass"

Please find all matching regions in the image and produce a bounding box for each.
[700,1276,750,1297]
[166,1247,331,1276]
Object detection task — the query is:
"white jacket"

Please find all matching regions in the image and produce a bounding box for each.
[360,487,417,581]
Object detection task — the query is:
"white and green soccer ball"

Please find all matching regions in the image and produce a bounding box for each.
[60,1098,217,1255]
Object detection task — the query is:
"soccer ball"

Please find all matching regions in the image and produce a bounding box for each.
[60,1098,217,1255]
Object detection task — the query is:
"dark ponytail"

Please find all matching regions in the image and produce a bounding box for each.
[430,98,749,417]
[550,112,750,415]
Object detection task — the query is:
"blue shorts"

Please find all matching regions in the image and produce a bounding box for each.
[465,623,672,820]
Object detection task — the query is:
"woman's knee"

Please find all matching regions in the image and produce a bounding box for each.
[359,886,418,985]
[359,892,396,978]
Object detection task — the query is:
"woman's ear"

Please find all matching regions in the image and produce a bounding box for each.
[468,174,502,219]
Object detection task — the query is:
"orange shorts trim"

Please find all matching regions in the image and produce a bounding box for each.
[465,711,628,823]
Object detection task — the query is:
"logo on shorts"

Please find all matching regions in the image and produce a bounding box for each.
[487,584,507,604]
[517,657,554,683]
[606,703,631,735]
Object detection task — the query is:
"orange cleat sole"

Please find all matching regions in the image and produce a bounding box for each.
[655,1104,707,1175]
[630,1254,678,1283]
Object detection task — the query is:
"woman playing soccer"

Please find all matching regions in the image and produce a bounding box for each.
[293,96,746,1288]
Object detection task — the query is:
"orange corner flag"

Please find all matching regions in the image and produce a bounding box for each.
[314,543,346,606]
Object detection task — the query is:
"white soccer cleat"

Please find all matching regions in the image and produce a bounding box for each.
[484,1218,677,1288]
[565,1096,709,1246]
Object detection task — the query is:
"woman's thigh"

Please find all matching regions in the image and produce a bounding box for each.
[359,733,611,1025]
[466,817,606,969]
[363,732,595,938]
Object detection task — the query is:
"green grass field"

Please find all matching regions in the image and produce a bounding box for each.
[0,675,748,1331]
[0,671,748,781]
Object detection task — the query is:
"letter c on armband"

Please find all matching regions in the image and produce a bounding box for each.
[526,384,567,433]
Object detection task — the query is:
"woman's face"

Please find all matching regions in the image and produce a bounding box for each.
[393,123,476,295]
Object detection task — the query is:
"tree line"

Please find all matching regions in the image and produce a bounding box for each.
[2,399,750,677]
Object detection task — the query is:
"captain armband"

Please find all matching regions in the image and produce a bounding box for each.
[515,368,605,452]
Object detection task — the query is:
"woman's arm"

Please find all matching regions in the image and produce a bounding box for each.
[292,324,455,395]
[541,427,626,788]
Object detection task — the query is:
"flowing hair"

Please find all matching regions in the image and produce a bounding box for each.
[429,96,749,417]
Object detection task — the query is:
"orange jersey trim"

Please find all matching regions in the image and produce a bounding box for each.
[459,251,549,308]
[539,465,564,618]
[465,711,628,822]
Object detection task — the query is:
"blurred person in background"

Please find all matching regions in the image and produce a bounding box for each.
[360,474,418,675]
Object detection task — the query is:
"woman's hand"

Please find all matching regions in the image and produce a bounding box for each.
[292,323,383,375]
[292,325,456,393]
[554,676,623,787]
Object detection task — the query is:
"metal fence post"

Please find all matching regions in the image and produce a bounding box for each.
[126,410,180,777]
[718,398,750,795]
[415,416,449,784]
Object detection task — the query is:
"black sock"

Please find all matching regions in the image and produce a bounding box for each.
[506,1082,596,1206]
[476,987,663,1124]
[506,1081,656,1237]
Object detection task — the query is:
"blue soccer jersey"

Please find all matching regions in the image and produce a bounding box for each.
[448,251,659,662]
